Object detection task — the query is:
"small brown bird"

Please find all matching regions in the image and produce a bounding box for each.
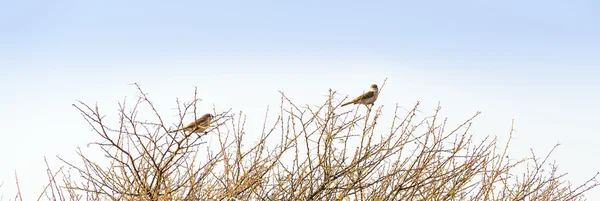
[169,113,214,134]
[341,84,379,107]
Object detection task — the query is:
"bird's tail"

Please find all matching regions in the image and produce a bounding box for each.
[168,128,183,133]
[341,102,353,107]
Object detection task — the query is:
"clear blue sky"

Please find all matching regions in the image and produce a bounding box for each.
[1,0,599,199]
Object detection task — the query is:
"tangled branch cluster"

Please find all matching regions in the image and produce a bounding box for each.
[10,84,598,201]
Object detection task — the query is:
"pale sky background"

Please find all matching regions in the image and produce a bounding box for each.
[1,0,599,200]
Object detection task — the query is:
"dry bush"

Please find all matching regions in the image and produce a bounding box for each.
[7,83,599,201]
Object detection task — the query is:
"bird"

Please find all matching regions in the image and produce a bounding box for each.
[169,113,214,134]
[341,84,379,107]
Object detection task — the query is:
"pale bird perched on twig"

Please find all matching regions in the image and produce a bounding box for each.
[169,113,214,134]
[341,84,379,107]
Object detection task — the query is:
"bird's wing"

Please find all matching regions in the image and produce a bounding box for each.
[181,117,204,129]
[351,91,375,102]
